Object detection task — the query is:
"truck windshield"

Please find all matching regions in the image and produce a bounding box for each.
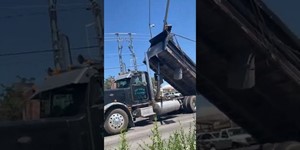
[39,84,87,118]
[115,78,130,88]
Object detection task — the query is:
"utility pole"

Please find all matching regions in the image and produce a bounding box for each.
[116,33,126,73]
[89,0,103,61]
[48,0,72,71]
[127,33,138,71]
[48,0,61,70]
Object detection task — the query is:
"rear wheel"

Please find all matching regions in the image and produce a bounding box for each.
[104,108,129,135]
[183,96,196,113]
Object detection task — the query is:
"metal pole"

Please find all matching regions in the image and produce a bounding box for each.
[48,0,62,70]
[89,0,103,61]
[145,52,155,104]
[116,33,125,73]
[128,33,138,71]
[156,62,163,110]
[156,62,161,100]
[163,0,170,30]
[85,23,95,57]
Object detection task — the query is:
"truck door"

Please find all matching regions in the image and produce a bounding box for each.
[86,74,103,150]
[130,74,149,104]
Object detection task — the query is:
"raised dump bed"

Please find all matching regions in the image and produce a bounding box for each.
[197,0,300,143]
[146,27,196,96]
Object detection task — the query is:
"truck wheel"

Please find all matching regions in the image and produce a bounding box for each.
[104,108,129,135]
[183,96,196,113]
[210,146,216,150]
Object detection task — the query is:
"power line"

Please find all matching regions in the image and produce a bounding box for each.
[105,64,145,70]
[0,45,98,57]
[173,33,195,42]
[0,7,87,20]
[0,3,87,9]
[105,33,150,36]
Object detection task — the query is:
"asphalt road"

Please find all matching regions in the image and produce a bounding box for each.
[104,113,196,150]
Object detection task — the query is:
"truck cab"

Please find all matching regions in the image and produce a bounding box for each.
[104,71,156,134]
[0,65,103,150]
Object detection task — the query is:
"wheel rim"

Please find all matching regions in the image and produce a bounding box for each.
[192,97,196,110]
[109,113,124,130]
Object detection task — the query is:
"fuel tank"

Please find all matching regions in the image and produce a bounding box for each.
[153,100,181,115]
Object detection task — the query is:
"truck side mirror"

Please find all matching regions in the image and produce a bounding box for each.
[77,55,86,64]
[174,68,182,80]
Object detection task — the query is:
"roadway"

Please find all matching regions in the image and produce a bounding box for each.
[104,113,195,150]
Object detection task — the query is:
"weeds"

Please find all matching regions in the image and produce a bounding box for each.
[116,128,130,150]
[116,116,196,150]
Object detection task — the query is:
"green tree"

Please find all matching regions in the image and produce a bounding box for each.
[0,77,35,121]
[0,86,24,120]
[104,76,114,89]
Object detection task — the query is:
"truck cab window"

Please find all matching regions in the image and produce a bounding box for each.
[116,78,130,88]
[39,84,86,118]
[132,76,143,85]
[132,73,147,85]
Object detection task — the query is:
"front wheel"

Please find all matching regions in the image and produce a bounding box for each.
[104,108,129,135]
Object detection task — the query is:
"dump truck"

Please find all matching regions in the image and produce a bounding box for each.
[104,26,196,135]
[198,0,300,149]
[0,62,103,150]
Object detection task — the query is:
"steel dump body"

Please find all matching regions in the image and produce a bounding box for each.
[146,30,196,96]
[198,0,300,143]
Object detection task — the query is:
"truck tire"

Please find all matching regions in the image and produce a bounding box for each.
[183,96,196,113]
[210,145,216,150]
[104,108,129,135]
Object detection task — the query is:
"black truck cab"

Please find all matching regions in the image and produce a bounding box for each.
[104,71,152,106]
[103,71,156,135]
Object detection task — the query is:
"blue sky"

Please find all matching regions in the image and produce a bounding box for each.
[263,0,300,38]
[0,0,99,87]
[104,0,196,78]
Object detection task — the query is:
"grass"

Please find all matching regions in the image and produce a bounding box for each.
[116,128,130,150]
[116,116,196,150]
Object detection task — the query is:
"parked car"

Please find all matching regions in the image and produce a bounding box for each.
[173,92,182,97]
[164,93,174,99]
[197,132,232,150]
[220,127,256,147]
[164,92,182,99]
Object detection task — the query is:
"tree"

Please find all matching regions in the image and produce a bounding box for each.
[0,86,24,120]
[0,77,35,121]
[104,76,115,89]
